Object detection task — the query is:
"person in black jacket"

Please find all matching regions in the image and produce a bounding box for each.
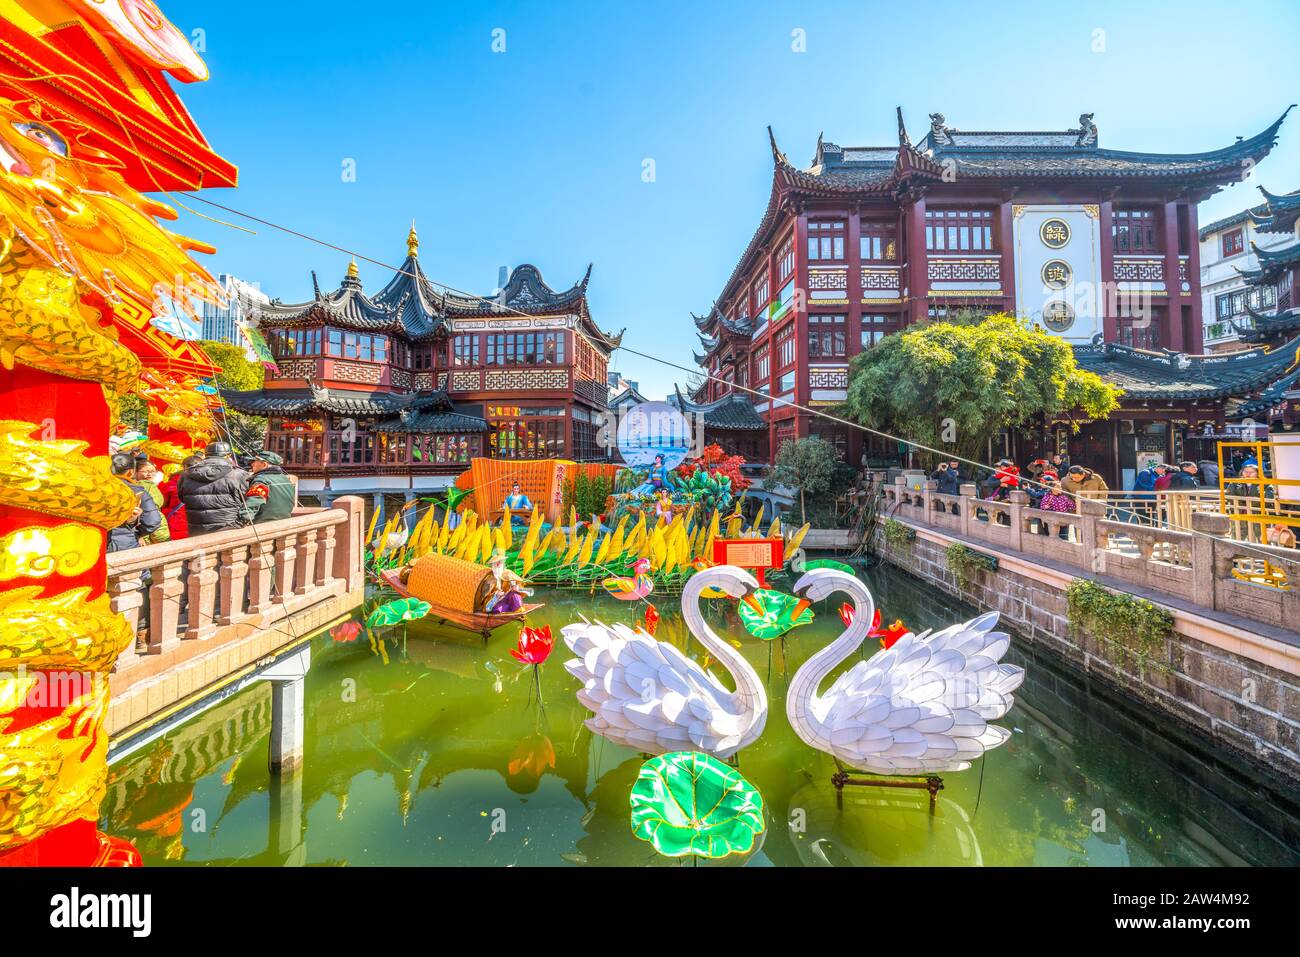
[107,453,162,552]
[930,461,960,495]
[178,441,252,536]
[1165,461,1202,491]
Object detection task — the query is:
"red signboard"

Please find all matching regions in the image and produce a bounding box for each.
[712,537,785,586]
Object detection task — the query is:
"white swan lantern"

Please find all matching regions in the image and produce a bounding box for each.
[787,568,1024,775]
[561,565,767,759]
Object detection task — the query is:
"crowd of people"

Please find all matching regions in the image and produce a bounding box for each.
[957,452,1110,515]
[917,447,1299,550]
[107,441,297,554]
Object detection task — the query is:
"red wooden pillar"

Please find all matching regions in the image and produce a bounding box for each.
[1163,200,1185,352]
[1183,201,1205,354]
[1099,199,1118,343]
[793,208,810,438]
[904,193,928,325]
[846,205,864,466]
[847,205,863,343]
[998,199,1016,314]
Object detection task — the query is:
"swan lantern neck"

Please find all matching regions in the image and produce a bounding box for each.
[561,562,769,759]
[786,568,1024,775]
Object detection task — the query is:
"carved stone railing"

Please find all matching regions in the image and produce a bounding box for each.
[105,498,364,679]
[879,477,1300,632]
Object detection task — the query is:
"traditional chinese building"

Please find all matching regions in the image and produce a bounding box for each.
[1198,198,1291,353]
[1226,185,1300,432]
[223,228,622,508]
[691,107,1293,476]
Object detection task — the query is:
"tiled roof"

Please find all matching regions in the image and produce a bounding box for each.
[1235,306,1300,343]
[1073,338,1300,401]
[1235,369,1300,417]
[692,305,754,337]
[608,384,647,409]
[1250,184,1300,234]
[251,266,400,332]
[246,230,621,353]
[222,385,485,433]
[908,108,1292,182]
[439,263,590,317]
[692,306,756,358]
[370,244,452,341]
[1236,240,1300,286]
[1200,203,1269,241]
[221,386,446,416]
[371,410,487,433]
[797,109,1293,188]
[672,385,767,430]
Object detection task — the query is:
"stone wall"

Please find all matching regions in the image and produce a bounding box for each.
[872,520,1300,786]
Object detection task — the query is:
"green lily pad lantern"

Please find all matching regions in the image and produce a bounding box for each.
[366,597,431,630]
[629,751,766,860]
[804,557,855,574]
[738,588,814,640]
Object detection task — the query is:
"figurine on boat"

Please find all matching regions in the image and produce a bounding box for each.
[486,549,535,613]
[381,552,542,638]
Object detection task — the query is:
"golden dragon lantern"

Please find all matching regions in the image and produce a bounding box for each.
[0,0,236,866]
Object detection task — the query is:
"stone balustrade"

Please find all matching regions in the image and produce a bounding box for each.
[882,477,1300,633]
[103,497,365,737]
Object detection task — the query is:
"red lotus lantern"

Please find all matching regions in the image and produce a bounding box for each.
[510,624,554,711]
[510,625,554,665]
[330,620,363,643]
[838,602,855,628]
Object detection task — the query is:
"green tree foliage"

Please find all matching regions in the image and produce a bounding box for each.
[565,470,613,519]
[844,312,1121,464]
[201,340,264,392]
[118,393,148,433]
[770,436,839,523]
[201,339,267,453]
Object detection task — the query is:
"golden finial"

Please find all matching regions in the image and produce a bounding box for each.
[407,221,419,258]
[347,258,359,280]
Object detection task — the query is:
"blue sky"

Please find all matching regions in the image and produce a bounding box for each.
[164,0,1300,397]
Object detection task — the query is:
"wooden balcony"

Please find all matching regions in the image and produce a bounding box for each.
[283,461,467,479]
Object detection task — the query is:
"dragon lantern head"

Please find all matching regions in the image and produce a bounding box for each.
[0,98,222,317]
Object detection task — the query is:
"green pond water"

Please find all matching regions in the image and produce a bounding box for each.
[102,562,1300,866]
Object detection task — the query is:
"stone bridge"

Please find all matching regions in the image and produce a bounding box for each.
[872,477,1300,783]
[104,497,366,746]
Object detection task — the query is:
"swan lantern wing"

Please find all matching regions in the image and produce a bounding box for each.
[562,565,768,759]
[788,570,1024,774]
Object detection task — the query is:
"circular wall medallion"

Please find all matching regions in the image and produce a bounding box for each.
[1041,259,1073,290]
[1039,218,1071,249]
[1042,300,1075,333]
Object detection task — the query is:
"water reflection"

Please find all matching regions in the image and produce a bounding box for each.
[103,564,1300,866]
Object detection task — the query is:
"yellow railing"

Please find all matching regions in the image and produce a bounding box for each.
[1215,441,1300,543]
